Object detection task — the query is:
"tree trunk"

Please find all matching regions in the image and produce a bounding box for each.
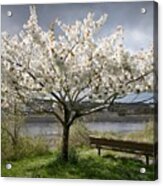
[61,125,70,162]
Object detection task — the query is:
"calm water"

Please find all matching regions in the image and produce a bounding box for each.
[23,121,147,137]
[86,122,146,133]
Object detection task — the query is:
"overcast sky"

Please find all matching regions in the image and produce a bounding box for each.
[1,1,154,51]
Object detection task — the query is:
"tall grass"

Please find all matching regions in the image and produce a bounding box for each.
[91,120,154,143]
[1,114,50,161]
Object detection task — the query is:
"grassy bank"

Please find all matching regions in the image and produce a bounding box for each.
[91,120,154,143]
[1,120,156,180]
[2,148,155,180]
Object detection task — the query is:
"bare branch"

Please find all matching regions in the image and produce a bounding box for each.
[77,93,117,117]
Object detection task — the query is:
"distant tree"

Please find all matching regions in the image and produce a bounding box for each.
[1,6,154,161]
[1,59,26,148]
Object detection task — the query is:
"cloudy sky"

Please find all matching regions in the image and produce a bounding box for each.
[2,2,154,51]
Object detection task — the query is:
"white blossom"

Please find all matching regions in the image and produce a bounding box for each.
[2,6,154,116]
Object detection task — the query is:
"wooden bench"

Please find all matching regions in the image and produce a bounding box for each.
[89,136,157,165]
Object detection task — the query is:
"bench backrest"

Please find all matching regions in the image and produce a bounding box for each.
[89,136,156,155]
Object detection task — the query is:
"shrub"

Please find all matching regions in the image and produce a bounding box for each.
[2,134,50,161]
[1,114,50,161]
[69,120,90,148]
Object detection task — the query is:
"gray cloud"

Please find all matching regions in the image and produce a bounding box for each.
[1,2,154,51]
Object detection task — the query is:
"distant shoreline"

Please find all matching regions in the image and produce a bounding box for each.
[25,111,153,123]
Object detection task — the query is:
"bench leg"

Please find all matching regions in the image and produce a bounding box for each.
[97,147,101,156]
[145,155,149,165]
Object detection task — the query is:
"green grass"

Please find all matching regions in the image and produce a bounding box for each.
[1,148,156,180]
[1,121,156,180]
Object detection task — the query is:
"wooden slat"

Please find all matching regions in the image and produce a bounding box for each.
[89,137,155,155]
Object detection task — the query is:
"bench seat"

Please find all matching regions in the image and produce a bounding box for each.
[89,136,157,165]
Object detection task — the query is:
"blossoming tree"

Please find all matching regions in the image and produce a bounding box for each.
[1,6,154,161]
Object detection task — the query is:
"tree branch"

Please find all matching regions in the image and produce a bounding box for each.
[1,125,17,145]
[125,71,153,85]
[2,56,66,108]
[77,93,117,117]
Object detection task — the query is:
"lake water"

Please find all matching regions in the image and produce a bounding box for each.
[86,122,146,133]
[23,121,147,137]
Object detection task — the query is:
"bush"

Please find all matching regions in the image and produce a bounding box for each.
[1,114,50,161]
[1,131,14,160]
[2,134,50,161]
[69,121,90,148]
